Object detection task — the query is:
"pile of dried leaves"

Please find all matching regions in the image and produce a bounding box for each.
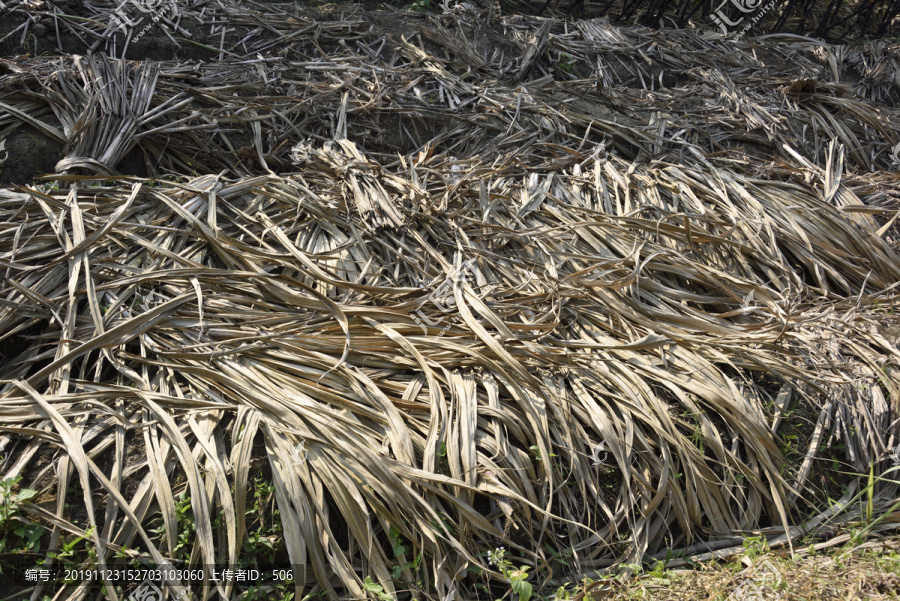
[1,1,899,600]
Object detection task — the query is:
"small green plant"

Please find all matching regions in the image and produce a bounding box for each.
[388,526,421,579]
[173,491,195,561]
[846,526,865,547]
[542,542,573,571]
[405,0,431,11]
[0,476,45,557]
[742,535,769,561]
[363,575,392,601]
[46,528,94,569]
[241,477,285,566]
[682,410,705,453]
[528,445,557,463]
[487,547,532,601]
[557,52,576,74]
[241,581,294,601]
[781,434,801,457]
[554,583,577,600]
[429,511,457,536]
[647,559,672,582]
